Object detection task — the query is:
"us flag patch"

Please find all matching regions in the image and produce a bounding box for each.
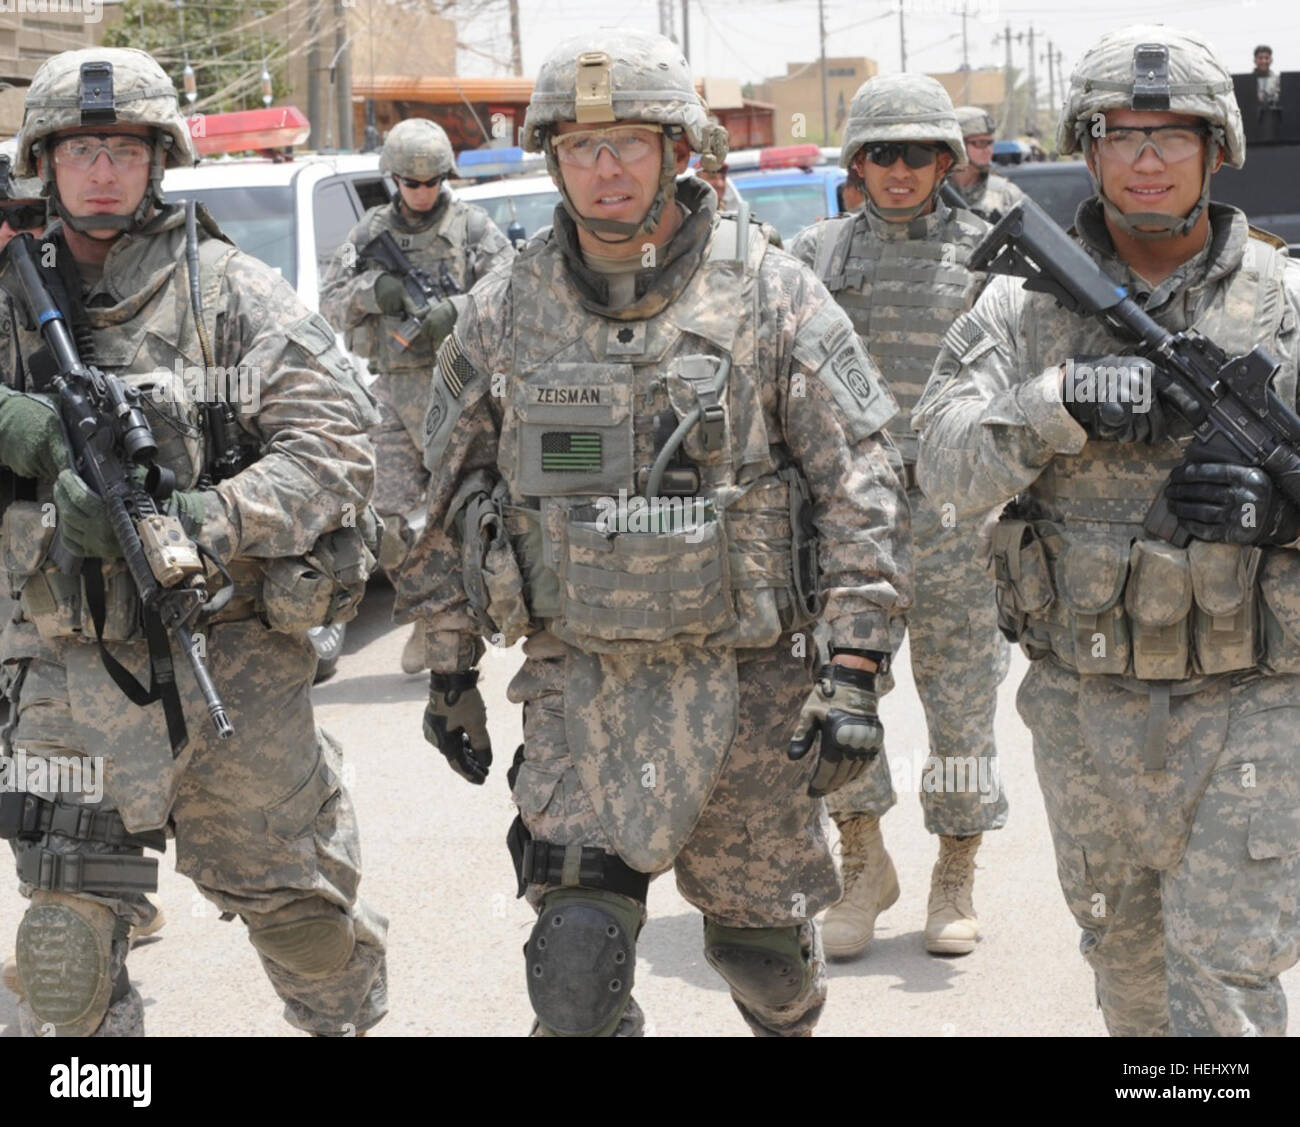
[541,432,602,473]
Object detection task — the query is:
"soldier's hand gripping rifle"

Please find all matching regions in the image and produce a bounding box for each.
[8,233,233,749]
[969,196,1300,547]
[359,229,460,351]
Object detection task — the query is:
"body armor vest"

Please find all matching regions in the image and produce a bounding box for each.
[2,224,239,643]
[477,215,821,655]
[348,199,471,375]
[812,203,986,462]
[989,230,1300,681]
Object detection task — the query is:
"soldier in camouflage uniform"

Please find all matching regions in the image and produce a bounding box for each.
[408,30,911,1036]
[320,119,514,674]
[0,48,387,1036]
[789,75,1009,960]
[915,25,1300,1035]
[949,106,1027,224]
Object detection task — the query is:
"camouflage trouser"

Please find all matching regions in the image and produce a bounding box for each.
[509,640,837,1036]
[830,485,1010,835]
[1018,658,1300,1036]
[369,367,431,601]
[3,620,388,1036]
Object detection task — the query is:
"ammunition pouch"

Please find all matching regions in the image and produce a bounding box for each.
[988,512,1279,679]
[460,480,530,647]
[260,510,379,635]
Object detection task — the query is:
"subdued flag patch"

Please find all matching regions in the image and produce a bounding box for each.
[541,432,602,473]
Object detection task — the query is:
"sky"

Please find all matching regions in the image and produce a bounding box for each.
[455,0,1297,94]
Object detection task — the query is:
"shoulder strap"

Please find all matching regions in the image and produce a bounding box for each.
[811,215,855,290]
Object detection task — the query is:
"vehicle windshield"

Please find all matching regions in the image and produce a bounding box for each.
[164,185,295,286]
[464,186,560,241]
[733,179,830,241]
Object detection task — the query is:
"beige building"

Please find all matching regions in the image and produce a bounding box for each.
[757,58,1013,148]
[754,56,879,146]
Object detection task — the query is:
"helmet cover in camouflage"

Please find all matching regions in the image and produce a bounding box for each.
[1057,24,1241,238]
[380,118,458,180]
[15,47,195,177]
[955,105,996,138]
[0,152,43,201]
[840,75,967,168]
[522,29,729,242]
[1057,24,1243,166]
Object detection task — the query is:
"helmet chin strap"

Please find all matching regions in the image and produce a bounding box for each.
[549,131,678,245]
[1086,132,1217,242]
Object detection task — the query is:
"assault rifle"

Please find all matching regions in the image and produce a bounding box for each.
[8,233,233,750]
[358,230,460,351]
[968,196,1300,547]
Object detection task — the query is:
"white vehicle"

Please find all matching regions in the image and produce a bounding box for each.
[453,147,560,246]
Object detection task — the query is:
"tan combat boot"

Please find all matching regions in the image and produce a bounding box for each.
[823,813,899,959]
[2,955,19,997]
[400,624,427,675]
[925,833,982,955]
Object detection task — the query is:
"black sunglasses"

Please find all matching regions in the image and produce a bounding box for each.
[863,142,942,169]
[0,203,45,230]
[397,175,442,189]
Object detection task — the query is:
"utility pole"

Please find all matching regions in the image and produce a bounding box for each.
[658,0,674,42]
[1056,47,1065,111]
[961,2,970,104]
[898,0,907,71]
[996,22,1014,135]
[307,0,322,149]
[681,0,690,64]
[1026,24,1037,137]
[334,0,353,150]
[509,0,523,76]
[1045,38,1056,129]
[819,0,829,144]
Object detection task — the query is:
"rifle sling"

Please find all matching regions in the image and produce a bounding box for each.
[82,561,189,756]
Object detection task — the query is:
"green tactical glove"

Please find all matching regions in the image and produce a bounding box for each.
[373,273,408,316]
[0,386,68,480]
[55,468,207,560]
[787,664,884,798]
[424,669,493,785]
[420,298,458,346]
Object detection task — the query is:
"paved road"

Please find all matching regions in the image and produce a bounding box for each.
[2,587,1295,1036]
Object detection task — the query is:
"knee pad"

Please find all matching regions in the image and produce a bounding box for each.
[247,899,355,979]
[526,888,641,1037]
[16,892,123,1036]
[704,921,811,1009]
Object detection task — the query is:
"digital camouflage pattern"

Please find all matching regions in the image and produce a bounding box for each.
[790,200,1009,836]
[320,191,513,595]
[914,196,1300,1034]
[408,174,911,1034]
[379,118,458,180]
[959,171,1026,224]
[0,197,388,1035]
[838,74,967,170]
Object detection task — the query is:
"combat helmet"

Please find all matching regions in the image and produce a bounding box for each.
[380,118,458,182]
[15,47,195,235]
[0,153,43,203]
[1057,24,1242,239]
[840,74,966,221]
[955,105,996,139]
[522,28,729,242]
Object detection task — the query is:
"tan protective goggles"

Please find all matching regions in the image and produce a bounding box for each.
[1094,124,1209,164]
[551,125,664,168]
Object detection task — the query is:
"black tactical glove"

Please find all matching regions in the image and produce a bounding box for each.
[373,273,408,316]
[1164,457,1300,546]
[788,664,884,798]
[424,669,493,784]
[1061,354,1174,443]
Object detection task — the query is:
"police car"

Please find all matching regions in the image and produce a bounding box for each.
[162,108,388,682]
[727,144,846,242]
